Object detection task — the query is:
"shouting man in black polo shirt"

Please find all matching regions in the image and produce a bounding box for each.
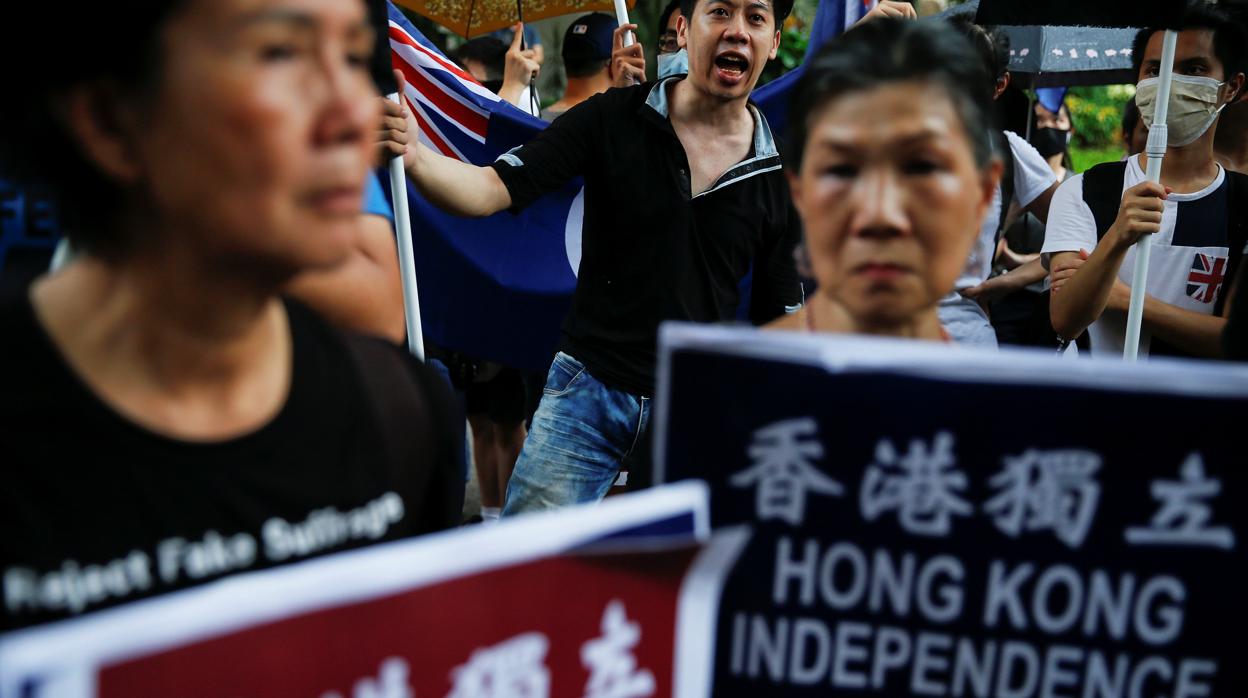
[399,0,803,514]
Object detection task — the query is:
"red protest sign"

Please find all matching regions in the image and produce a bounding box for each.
[99,549,694,698]
[1,483,734,698]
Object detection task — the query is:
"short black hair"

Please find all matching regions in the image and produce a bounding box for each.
[678,0,794,30]
[1132,0,1247,82]
[0,1,190,255]
[452,37,507,81]
[787,18,997,172]
[659,0,682,35]
[947,14,1010,82]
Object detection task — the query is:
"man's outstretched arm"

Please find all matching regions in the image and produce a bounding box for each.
[381,72,512,218]
[402,138,513,217]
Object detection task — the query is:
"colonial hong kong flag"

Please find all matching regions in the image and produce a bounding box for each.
[1187,252,1227,304]
[385,3,582,371]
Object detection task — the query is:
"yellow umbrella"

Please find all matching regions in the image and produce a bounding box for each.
[393,0,636,39]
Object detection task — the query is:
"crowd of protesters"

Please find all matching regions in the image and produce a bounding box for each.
[1,0,1246,633]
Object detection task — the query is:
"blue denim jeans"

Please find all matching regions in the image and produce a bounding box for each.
[502,352,650,516]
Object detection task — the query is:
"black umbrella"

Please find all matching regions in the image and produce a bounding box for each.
[934,0,1138,87]
[998,25,1138,87]
[974,0,1183,28]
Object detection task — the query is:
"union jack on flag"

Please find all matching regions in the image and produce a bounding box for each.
[1187,252,1227,304]
[386,3,540,164]
[378,3,581,373]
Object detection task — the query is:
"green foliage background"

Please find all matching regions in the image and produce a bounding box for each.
[1066,84,1135,171]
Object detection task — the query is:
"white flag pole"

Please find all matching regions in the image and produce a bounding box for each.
[613,0,636,47]
[388,91,426,361]
[1124,29,1178,361]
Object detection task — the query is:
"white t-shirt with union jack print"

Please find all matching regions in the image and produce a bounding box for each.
[1042,154,1244,358]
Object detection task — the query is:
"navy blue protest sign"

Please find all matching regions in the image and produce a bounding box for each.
[654,324,1248,697]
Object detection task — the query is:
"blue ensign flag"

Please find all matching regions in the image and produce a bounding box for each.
[385,3,582,372]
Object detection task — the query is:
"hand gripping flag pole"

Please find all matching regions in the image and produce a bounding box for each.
[613,0,641,85]
[613,0,635,46]
[387,94,427,361]
[1125,30,1178,361]
[370,0,425,360]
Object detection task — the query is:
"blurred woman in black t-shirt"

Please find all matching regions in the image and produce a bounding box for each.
[0,0,463,631]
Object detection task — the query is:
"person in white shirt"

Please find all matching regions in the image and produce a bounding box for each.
[1043,2,1247,359]
[939,17,1058,347]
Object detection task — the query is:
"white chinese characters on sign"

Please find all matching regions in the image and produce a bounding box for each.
[860,431,971,536]
[580,600,655,698]
[730,417,843,526]
[447,632,550,698]
[1125,453,1235,550]
[984,449,1102,548]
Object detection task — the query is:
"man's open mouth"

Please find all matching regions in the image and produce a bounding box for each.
[714,52,750,77]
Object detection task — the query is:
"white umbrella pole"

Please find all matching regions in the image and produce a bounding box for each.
[388,91,426,361]
[1124,29,1178,362]
[613,0,635,46]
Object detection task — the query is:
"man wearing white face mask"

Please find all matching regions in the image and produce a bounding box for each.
[657,0,690,78]
[1044,1,1248,359]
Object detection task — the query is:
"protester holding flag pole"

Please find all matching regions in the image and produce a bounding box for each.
[607,0,648,83]
[613,0,635,46]
[386,79,427,360]
[396,0,805,514]
[1044,1,1247,359]
[367,0,426,358]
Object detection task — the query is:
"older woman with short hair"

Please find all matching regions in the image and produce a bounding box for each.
[769,19,1001,339]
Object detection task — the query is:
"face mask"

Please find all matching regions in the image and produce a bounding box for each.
[1136,74,1227,147]
[1029,127,1070,159]
[657,48,689,79]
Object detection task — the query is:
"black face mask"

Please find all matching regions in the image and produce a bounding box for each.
[483,78,504,94]
[1030,127,1069,159]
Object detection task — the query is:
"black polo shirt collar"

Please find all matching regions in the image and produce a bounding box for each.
[485,78,804,395]
[640,76,784,199]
